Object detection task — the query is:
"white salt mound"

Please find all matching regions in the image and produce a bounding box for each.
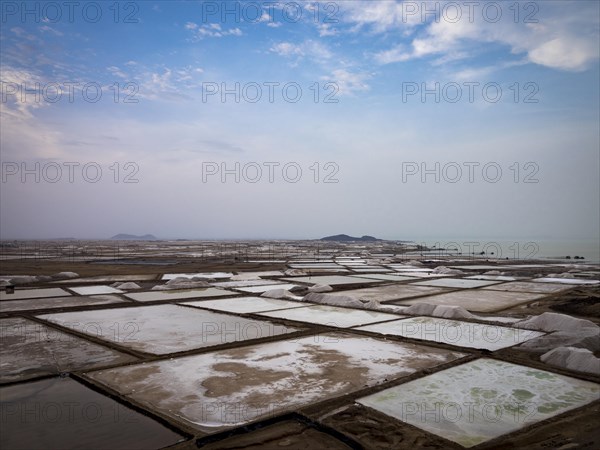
[404,303,475,319]
[541,347,600,375]
[9,276,38,285]
[115,282,141,290]
[152,277,210,290]
[308,284,333,293]
[260,289,300,300]
[303,292,379,309]
[404,303,437,316]
[518,330,600,353]
[284,269,306,276]
[432,266,464,275]
[432,305,475,319]
[515,312,598,332]
[51,272,79,280]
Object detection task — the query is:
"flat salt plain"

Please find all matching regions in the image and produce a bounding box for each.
[482,281,572,293]
[211,279,286,288]
[182,296,306,314]
[394,289,546,313]
[52,274,158,283]
[533,277,600,285]
[337,284,451,302]
[281,275,382,286]
[69,285,124,295]
[256,305,401,328]
[38,304,300,355]
[0,317,135,383]
[0,294,128,313]
[356,317,544,351]
[358,358,600,448]
[2,249,600,449]
[353,274,419,282]
[88,333,466,432]
[162,272,233,280]
[0,288,71,301]
[410,278,503,289]
[124,287,232,302]
[234,283,299,293]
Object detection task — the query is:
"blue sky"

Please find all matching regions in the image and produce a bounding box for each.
[1,1,599,242]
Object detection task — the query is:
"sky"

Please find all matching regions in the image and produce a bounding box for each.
[1,0,599,243]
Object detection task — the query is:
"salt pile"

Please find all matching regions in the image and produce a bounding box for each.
[403,303,475,319]
[541,347,600,375]
[152,277,210,290]
[308,284,333,293]
[260,289,301,301]
[515,312,598,332]
[432,266,464,275]
[51,272,79,280]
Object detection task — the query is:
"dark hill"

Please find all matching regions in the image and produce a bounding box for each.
[320,234,381,242]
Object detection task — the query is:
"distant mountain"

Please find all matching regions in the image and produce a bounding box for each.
[320,234,381,242]
[110,234,157,241]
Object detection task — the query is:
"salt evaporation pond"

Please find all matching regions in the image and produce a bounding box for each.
[38,304,300,355]
[358,358,600,447]
[257,305,402,328]
[356,317,544,351]
[88,333,466,432]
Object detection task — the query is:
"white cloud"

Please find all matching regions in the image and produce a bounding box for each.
[269,40,332,61]
[347,1,599,73]
[528,37,597,71]
[322,69,372,95]
[186,22,243,39]
[39,25,64,36]
[107,66,128,79]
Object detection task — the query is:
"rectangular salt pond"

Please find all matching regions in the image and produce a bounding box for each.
[533,277,600,285]
[394,290,545,313]
[0,377,184,450]
[288,264,342,269]
[353,274,419,282]
[235,284,299,294]
[69,285,124,295]
[181,297,305,314]
[212,280,287,289]
[388,267,434,272]
[162,272,233,280]
[482,281,572,293]
[52,274,158,284]
[257,305,401,328]
[125,287,233,303]
[88,333,466,432]
[351,268,393,273]
[281,275,382,286]
[38,304,300,355]
[393,272,453,278]
[356,317,544,351]
[0,317,135,383]
[466,275,519,281]
[229,271,283,280]
[0,294,128,313]
[340,284,451,302]
[0,288,71,301]
[410,279,502,289]
[357,358,600,448]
